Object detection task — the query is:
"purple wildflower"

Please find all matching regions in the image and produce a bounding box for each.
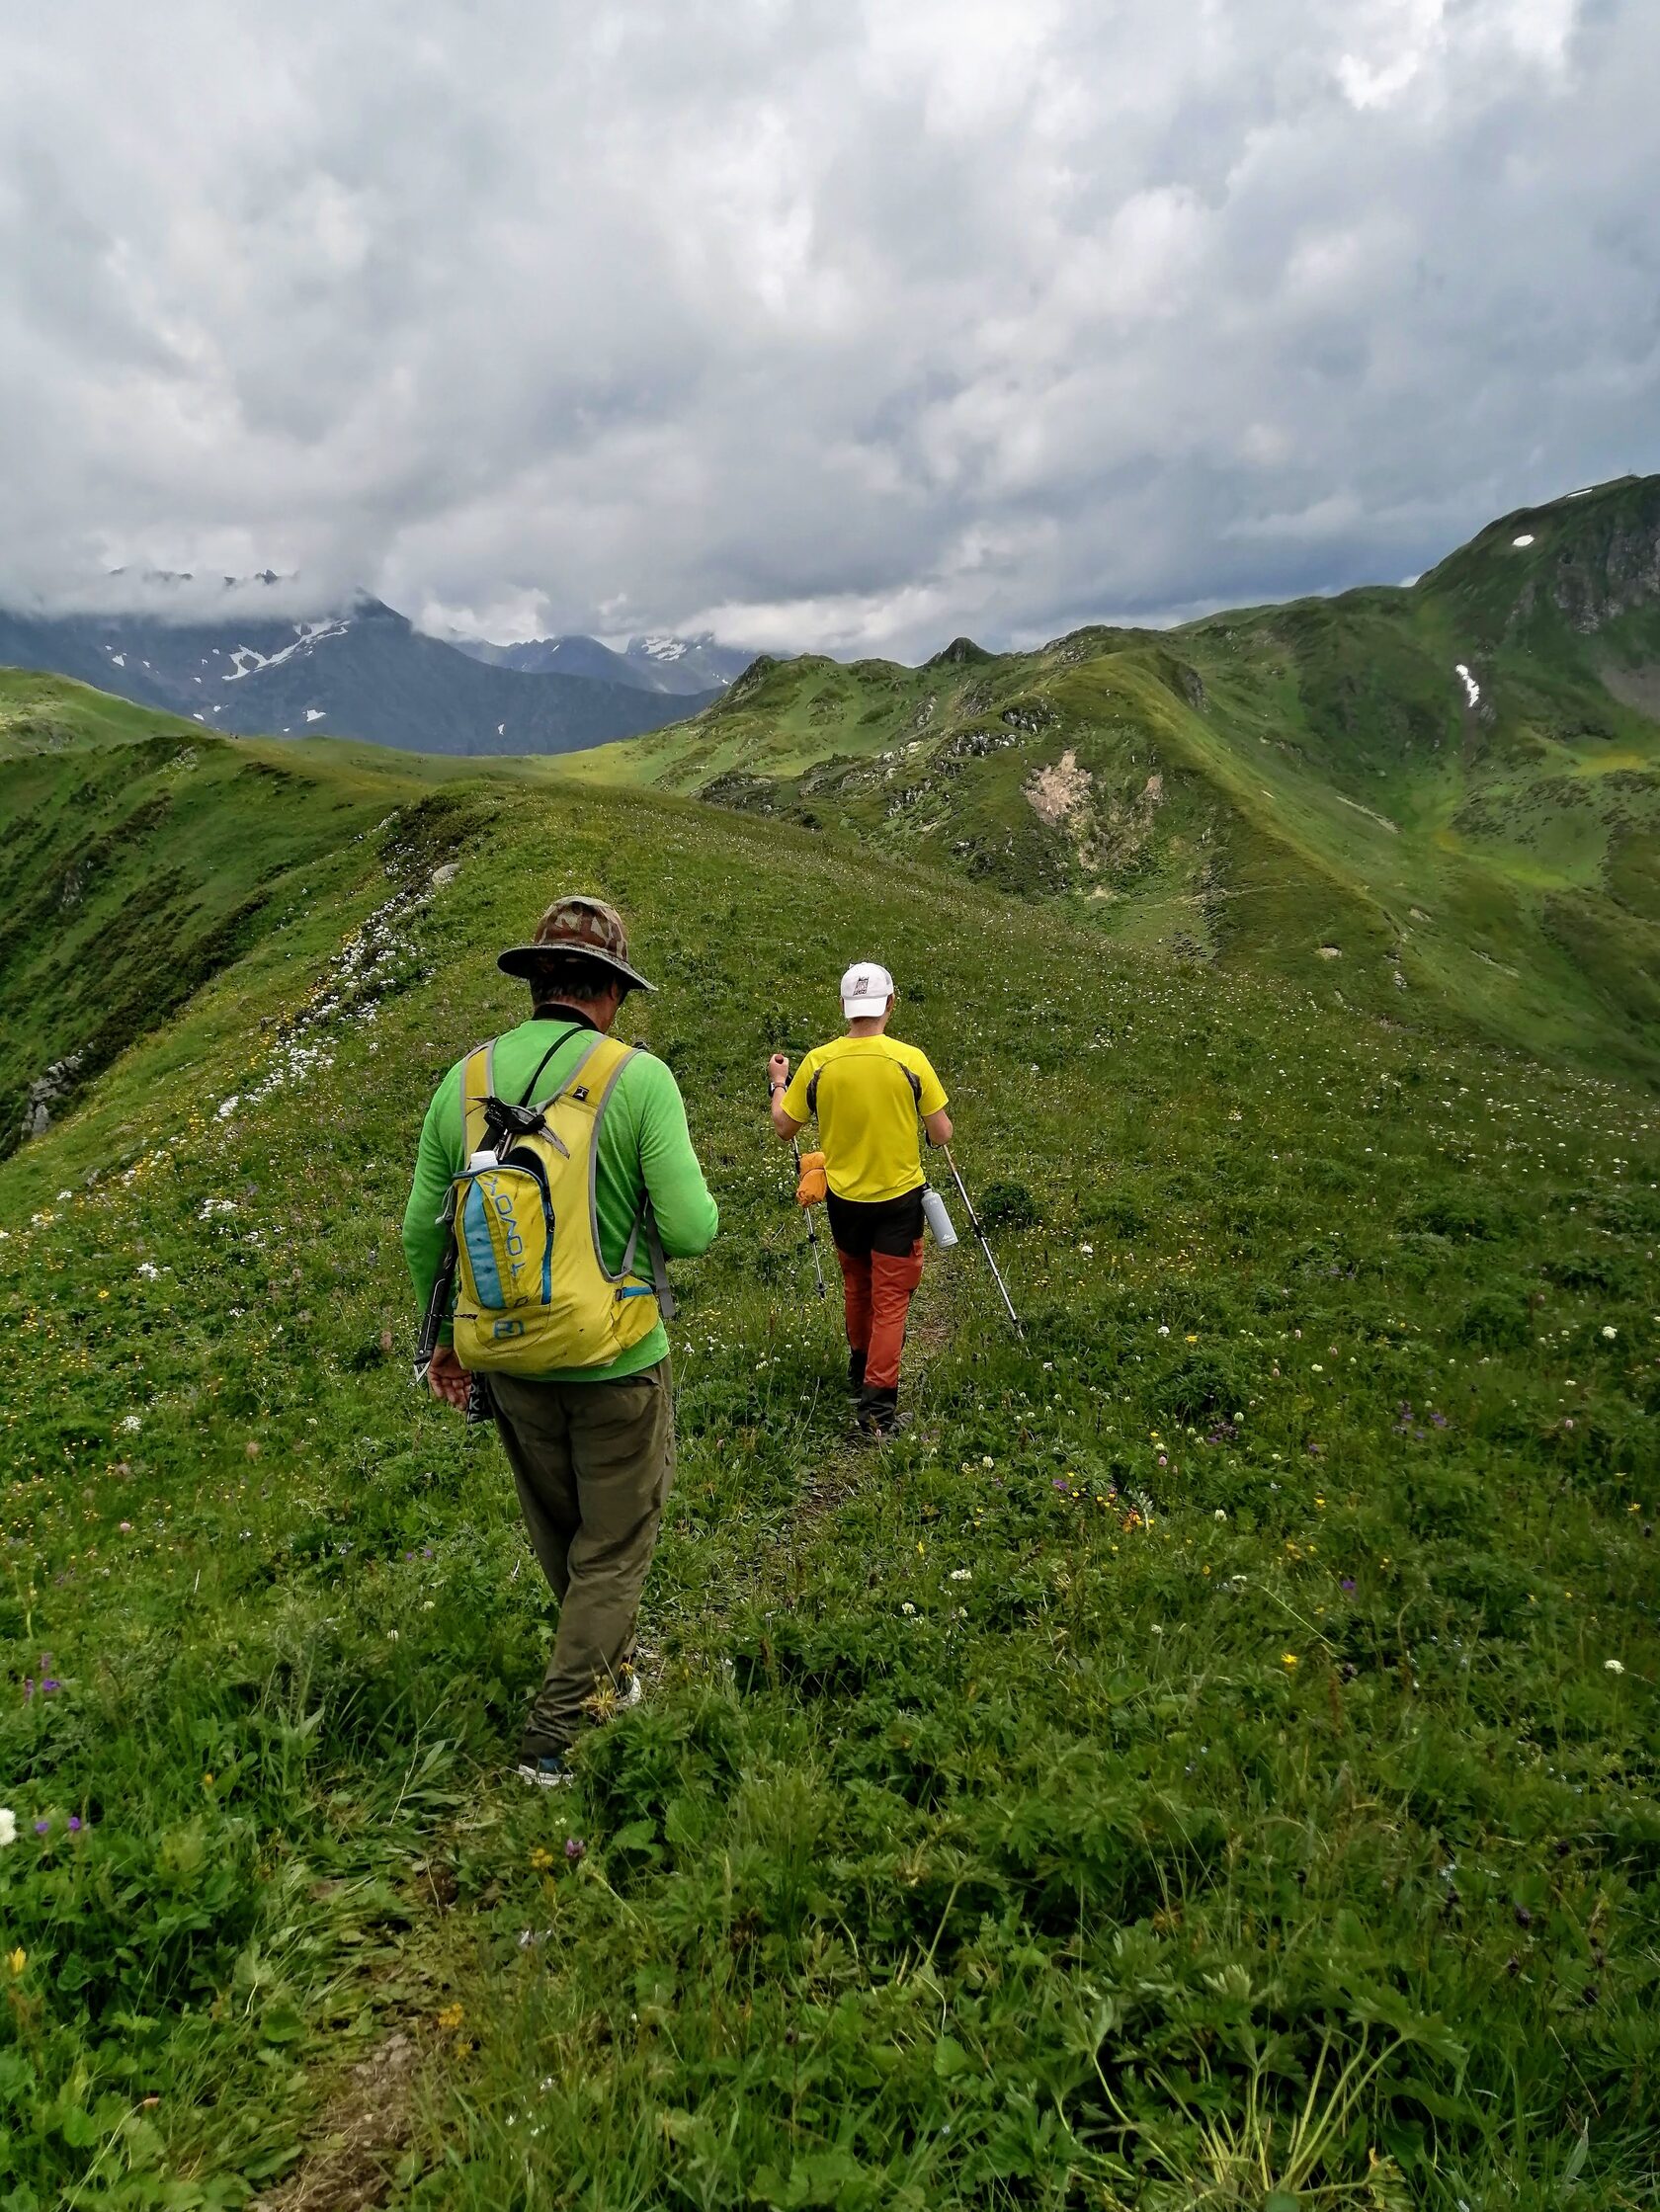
[1341,1577,1357,1594]
[34,1820,48,1836]
[67,1816,82,1834]
[564,1837,586,1862]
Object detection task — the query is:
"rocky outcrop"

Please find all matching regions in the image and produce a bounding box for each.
[22,1053,84,1140]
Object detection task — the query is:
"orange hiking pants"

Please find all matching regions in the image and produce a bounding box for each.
[835,1240,925,1391]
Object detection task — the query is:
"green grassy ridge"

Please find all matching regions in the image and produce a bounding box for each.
[1,771,1658,2204]
[562,486,1660,1081]
[0,666,215,759]
[0,680,595,1162]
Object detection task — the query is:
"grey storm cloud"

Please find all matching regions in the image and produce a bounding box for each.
[1,0,1656,658]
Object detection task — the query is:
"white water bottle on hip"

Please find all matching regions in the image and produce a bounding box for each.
[921,1185,957,1247]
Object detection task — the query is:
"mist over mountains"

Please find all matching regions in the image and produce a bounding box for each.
[0,594,731,755]
[451,630,755,696]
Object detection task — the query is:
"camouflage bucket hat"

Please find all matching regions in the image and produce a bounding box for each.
[497,894,656,993]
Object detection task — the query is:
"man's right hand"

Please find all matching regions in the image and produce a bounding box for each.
[426,1345,472,1411]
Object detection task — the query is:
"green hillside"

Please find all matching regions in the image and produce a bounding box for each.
[566,477,1660,1082]
[0,719,1656,2206]
[0,674,584,1160]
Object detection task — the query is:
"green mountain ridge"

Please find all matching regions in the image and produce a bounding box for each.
[565,474,1660,1081]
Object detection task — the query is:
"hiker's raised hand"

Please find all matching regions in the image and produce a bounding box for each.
[426,1345,471,1411]
[768,1052,789,1090]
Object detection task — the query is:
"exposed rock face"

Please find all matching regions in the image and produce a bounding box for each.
[22,1053,84,1140]
[1548,513,1660,633]
[1026,749,1094,826]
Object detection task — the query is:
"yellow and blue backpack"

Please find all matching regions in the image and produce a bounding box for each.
[438,1026,672,1374]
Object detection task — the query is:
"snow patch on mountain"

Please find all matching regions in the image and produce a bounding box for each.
[223,618,350,683]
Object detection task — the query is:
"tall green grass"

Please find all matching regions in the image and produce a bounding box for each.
[0,769,1655,2207]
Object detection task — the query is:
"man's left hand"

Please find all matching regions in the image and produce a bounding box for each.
[767,1052,790,1091]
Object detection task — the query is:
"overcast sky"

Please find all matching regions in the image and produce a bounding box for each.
[2,1,1656,657]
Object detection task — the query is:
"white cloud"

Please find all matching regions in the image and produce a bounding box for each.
[0,0,1649,659]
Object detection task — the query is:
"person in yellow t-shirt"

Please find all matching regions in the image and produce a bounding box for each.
[767,961,952,1436]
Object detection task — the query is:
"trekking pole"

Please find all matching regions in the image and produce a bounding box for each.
[413,1229,459,1386]
[790,1141,827,1299]
[943,1146,1023,1338]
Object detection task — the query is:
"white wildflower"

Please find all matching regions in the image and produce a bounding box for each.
[0,1809,15,1847]
[1602,1325,1618,1340]
[1604,1658,1625,1676]
[136,1262,160,1281]
[949,1568,972,1583]
[215,1096,241,1119]
[118,1415,143,1435]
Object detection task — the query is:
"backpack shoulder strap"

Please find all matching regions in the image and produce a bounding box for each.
[584,1039,679,1319]
[459,1039,496,1160]
[546,1029,624,1108]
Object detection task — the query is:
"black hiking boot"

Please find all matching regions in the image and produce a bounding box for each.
[854,1384,906,1440]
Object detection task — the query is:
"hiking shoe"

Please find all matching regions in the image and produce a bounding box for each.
[515,1753,574,1789]
[854,1396,909,1442]
[855,1384,903,1434]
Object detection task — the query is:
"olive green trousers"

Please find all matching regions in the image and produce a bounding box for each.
[485,1358,675,1758]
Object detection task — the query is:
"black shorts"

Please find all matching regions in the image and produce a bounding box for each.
[825,1187,925,1258]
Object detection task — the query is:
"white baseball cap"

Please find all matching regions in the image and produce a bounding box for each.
[841,960,895,1018]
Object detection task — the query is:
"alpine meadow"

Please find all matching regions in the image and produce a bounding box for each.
[1,480,1658,2212]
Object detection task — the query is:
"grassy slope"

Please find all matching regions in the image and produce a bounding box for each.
[0,752,1657,2207]
[564,483,1660,1082]
[0,676,586,1158]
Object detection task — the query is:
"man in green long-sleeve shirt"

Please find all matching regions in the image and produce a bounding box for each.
[403,894,717,1786]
